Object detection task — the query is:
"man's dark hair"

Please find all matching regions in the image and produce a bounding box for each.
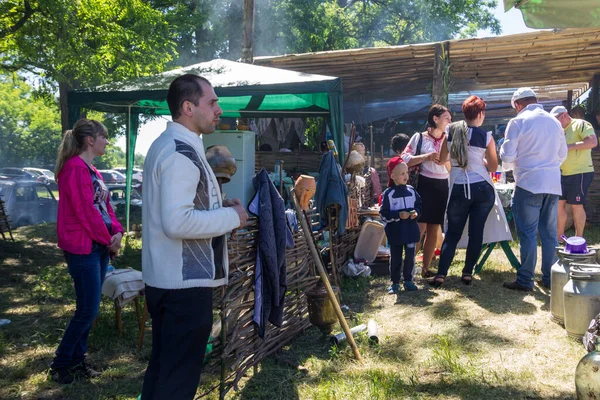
[167,74,212,119]
[391,133,410,154]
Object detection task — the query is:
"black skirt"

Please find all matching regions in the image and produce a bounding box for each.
[415,175,449,225]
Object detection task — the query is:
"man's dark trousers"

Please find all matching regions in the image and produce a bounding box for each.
[141,285,213,399]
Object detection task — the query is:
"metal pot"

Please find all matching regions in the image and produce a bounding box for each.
[563,264,600,339]
[576,343,600,399]
[305,281,340,335]
[551,247,597,325]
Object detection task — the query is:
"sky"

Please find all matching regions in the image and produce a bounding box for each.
[116,1,538,157]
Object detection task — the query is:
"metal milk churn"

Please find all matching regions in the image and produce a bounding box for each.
[576,339,600,399]
[564,264,600,339]
[551,248,597,325]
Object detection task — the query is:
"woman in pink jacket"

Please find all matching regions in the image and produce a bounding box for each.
[50,119,123,384]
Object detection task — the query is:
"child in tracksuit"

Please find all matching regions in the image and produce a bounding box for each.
[380,157,421,294]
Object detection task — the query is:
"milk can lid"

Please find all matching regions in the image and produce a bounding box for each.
[569,264,600,280]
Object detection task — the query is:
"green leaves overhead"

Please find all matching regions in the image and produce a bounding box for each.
[0,0,176,86]
[253,0,500,54]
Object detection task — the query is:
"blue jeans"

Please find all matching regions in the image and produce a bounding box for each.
[512,186,558,288]
[437,181,495,277]
[51,242,109,369]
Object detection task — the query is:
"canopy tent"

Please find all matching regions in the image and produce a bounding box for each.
[504,0,600,28]
[67,59,344,230]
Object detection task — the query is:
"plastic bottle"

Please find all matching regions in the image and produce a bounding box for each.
[327,140,338,158]
[497,165,506,184]
[107,264,115,273]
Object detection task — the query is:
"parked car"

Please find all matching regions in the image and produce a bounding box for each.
[0,167,48,184]
[107,184,142,208]
[0,180,58,227]
[98,169,126,184]
[113,167,143,183]
[24,168,56,185]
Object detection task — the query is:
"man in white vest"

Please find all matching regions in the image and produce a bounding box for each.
[141,74,248,399]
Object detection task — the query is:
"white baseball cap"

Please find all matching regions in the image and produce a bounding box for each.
[550,106,568,117]
[511,87,537,109]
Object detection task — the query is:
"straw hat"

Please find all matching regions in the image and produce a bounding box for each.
[346,150,365,173]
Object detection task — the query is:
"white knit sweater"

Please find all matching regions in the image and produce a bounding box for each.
[142,122,240,289]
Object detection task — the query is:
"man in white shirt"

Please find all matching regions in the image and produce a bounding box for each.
[500,88,568,291]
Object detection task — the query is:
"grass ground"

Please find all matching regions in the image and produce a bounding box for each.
[0,223,591,399]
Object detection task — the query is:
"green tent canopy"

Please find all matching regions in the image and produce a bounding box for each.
[504,0,600,28]
[67,59,345,230]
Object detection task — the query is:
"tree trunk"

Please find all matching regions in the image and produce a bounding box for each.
[241,0,255,63]
[59,81,71,132]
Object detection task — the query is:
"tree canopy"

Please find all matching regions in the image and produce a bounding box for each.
[0,75,61,168]
[0,0,500,162]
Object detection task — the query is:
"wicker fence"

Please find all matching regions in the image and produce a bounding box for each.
[201,214,321,398]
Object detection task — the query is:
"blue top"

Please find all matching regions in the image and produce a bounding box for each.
[379,184,421,245]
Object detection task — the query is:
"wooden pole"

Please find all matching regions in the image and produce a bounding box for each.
[219,286,227,400]
[341,122,356,174]
[432,41,450,106]
[590,73,600,114]
[278,160,284,197]
[328,205,341,290]
[292,189,363,363]
[369,124,374,169]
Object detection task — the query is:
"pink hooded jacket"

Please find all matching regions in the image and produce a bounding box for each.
[56,156,123,254]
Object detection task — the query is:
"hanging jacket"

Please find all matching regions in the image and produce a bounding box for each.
[315,151,349,234]
[249,168,289,338]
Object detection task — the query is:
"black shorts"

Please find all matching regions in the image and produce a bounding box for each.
[415,175,449,224]
[560,172,594,204]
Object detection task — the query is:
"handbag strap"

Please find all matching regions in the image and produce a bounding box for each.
[415,132,423,156]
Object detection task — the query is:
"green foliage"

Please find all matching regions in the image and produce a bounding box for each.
[0,74,61,168]
[0,0,176,86]
[97,144,125,169]
[251,0,500,56]
[304,117,325,150]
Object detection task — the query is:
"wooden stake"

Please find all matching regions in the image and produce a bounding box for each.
[328,205,341,290]
[292,189,363,363]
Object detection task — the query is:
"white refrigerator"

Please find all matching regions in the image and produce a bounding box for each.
[202,130,256,209]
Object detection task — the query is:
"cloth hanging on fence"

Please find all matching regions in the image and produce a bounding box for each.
[249,168,291,338]
[315,152,349,234]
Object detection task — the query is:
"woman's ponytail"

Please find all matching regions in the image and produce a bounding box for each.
[54,119,108,180]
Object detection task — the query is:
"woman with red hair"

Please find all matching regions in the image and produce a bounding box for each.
[430,96,511,287]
